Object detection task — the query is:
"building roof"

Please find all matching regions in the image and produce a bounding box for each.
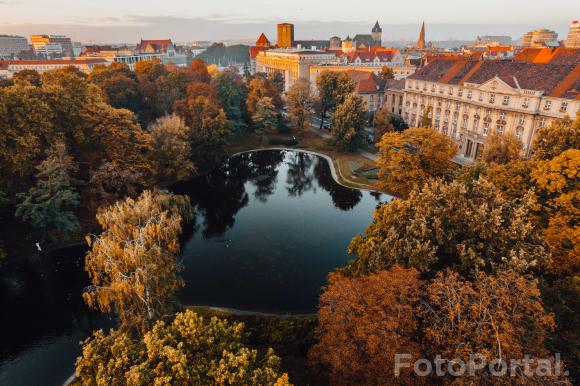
[513,47,580,65]
[386,78,406,91]
[372,21,382,33]
[346,49,395,63]
[345,70,385,93]
[353,34,380,48]
[409,58,580,99]
[6,59,108,65]
[136,39,173,53]
[256,33,271,47]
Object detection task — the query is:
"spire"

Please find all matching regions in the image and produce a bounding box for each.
[372,21,382,33]
[417,21,426,50]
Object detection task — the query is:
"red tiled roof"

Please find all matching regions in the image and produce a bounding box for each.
[409,58,579,99]
[137,39,172,52]
[345,70,384,93]
[249,46,268,59]
[256,33,271,47]
[514,47,580,65]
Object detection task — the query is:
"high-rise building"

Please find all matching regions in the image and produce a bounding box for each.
[277,23,295,48]
[417,22,426,49]
[565,20,580,48]
[30,34,73,57]
[0,35,29,58]
[521,29,558,47]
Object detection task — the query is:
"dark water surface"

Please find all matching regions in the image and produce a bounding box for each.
[0,149,391,385]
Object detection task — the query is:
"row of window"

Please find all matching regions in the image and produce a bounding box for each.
[406,82,571,112]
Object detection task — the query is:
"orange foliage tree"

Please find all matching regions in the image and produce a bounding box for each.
[309,266,424,386]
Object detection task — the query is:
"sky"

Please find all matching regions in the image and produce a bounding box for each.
[1,0,579,43]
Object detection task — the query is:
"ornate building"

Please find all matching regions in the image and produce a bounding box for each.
[401,59,580,161]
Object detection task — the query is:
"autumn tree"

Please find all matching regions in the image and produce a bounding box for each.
[154,67,196,115]
[345,178,547,278]
[378,66,394,80]
[189,58,212,83]
[419,270,563,385]
[212,68,248,132]
[87,161,144,211]
[331,93,367,151]
[83,190,193,334]
[483,131,523,164]
[309,266,424,386]
[532,115,580,160]
[252,97,278,144]
[373,105,392,143]
[135,59,169,124]
[376,128,457,197]
[315,71,355,130]
[15,141,80,243]
[148,114,196,183]
[286,79,313,131]
[76,310,291,386]
[532,149,579,278]
[13,69,41,86]
[175,95,231,169]
[0,80,55,180]
[246,74,282,118]
[88,62,140,112]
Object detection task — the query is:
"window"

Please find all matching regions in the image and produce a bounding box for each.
[503,96,510,105]
[467,90,473,99]
[496,124,504,134]
[544,100,552,110]
[458,89,464,97]
[516,128,523,139]
[499,112,506,120]
[560,102,568,113]
[486,109,492,117]
[518,115,525,125]
[446,100,451,109]
[448,87,453,95]
[483,122,489,135]
[462,118,468,128]
[478,92,484,101]
[522,98,529,108]
[489,94,496,104]
[539,117,546,127]
[473,119,479,130]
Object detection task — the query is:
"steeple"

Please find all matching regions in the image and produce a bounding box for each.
[372,21,383,45]
[372,21,382,33]
[417,21,426,50]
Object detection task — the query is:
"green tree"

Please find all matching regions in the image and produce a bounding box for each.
[330,93,367,151]
[15,141,80,243]
[533,115,580,161]
[286,79,313,131]
[84,190,193,334]
[175,96,232,169]
[376,127,457,197]
[315,71,355,130]
[212,68,248,132]
[252,97,278,144]
[148,114,196,183]
[345,178,547,278]
[75,310,291,386]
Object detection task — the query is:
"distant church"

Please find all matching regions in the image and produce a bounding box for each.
[352,21,383,49]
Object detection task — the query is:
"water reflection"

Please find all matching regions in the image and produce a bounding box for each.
[173,150,391,313]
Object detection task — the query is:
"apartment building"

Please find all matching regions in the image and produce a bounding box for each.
[0,35,29,58]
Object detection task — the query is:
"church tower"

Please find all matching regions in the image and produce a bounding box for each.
[417,21,426,49]
[372,21,382,44]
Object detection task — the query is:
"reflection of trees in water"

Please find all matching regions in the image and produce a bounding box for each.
[313,158,363,211]
[175,151,286,239]
[248,151,285,202]
[286,152,315,197]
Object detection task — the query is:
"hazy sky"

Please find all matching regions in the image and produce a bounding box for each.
[1,0,579,42]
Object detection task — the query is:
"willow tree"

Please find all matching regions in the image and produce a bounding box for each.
[83,190,193,334]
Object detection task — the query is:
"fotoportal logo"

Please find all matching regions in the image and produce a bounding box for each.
[394,353,568,378]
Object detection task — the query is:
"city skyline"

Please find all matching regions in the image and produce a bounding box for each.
[1,0,579,42]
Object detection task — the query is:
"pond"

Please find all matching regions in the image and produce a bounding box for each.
[0,149,391,385]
